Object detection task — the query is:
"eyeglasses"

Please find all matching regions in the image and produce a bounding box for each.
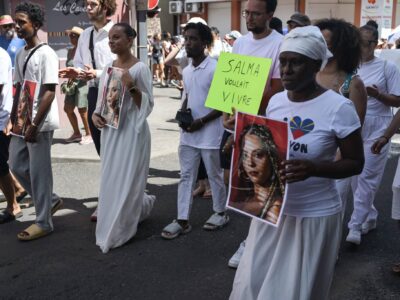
[242,10,264,19]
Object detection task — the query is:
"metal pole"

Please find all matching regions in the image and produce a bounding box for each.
[137,10,148,66]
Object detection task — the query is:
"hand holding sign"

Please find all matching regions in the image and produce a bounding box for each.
[205,52,272,114]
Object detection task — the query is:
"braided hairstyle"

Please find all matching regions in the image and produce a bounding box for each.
[238,124,285,196]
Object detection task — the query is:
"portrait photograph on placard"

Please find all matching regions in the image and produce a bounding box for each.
[100,67,126,129]
[227,112,288,226]
[12,80,37,137]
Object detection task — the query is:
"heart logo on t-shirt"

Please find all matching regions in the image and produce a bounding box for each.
[290,116,314,139]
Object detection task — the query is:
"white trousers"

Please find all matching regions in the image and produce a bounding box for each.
[348,115,391,231]
[177,145,226,220]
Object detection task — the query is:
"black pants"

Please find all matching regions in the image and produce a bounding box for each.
[0,132,10,177]
[88,87,101,155]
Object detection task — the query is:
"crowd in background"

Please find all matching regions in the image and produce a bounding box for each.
[1,0,400,299]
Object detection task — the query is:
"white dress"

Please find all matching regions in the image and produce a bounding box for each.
[95,62,155,253]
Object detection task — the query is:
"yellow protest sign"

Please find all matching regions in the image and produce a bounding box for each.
[205,52,272,114]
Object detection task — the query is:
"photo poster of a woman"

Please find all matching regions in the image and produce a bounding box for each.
[12,80,36,137]
[227,112,289,227]
[100,67,125,129]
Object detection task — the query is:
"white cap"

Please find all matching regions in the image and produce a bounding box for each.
[180,17,207,28]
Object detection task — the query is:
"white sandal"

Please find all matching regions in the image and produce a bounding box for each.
[161,220,192,240]
[203,213,229,231]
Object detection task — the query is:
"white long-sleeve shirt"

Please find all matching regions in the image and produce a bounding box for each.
[0,47,13,130]
[74,21,116,87]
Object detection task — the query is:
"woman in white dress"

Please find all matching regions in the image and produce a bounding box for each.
[92,23,155,254]
[230,26,364,300]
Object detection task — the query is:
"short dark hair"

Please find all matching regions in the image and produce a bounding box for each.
[269,17,283,34]
[114,23,137,39]
[15,2,45,28]
[258,0,278,13]
[315,18,362,74]
[99,0,117,17]
[360,25,379,42]
[366,20,378,30]
[184,22,213,47]
[210,26,219,35]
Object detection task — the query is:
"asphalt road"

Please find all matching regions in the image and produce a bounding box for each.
[1,154,400,299]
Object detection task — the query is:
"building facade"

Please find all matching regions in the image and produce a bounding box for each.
[168,0,400,38]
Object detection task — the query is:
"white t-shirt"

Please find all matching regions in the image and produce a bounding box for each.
[209,39,224,60]
[266,90,360,217]
[0,48,12,131]
[232,30,283,81]
[14,44,59,131]
[359,57,400,117]
[180,56,223,149]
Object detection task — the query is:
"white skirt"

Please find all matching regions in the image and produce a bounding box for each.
[230,212,341,300]
[392,158,400,219]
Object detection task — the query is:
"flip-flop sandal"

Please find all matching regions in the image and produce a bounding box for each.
[51,199,64,215]
[0,210,23,224]
[161,220,192,240]
[16,191,28,202]
[201,190,212,199]
[17,224,52,241]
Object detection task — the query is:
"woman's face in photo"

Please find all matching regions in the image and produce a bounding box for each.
[107,79,119,109]
[242,134,272,186]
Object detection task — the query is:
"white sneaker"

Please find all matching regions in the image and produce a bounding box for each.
[361,220,377,235]
[228,240,246,269]
[346,229,361,245]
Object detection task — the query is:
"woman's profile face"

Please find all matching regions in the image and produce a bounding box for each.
[242,134,272,186]
[107,79,119,108]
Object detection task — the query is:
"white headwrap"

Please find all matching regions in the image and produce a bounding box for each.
[280,25,333,70]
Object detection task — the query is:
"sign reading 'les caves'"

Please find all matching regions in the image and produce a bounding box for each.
[205,52,271,114]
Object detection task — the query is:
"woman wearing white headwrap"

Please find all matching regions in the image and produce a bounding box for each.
[229,26,364,300]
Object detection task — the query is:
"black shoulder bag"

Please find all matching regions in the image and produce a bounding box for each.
[89,29,97,70]
[23,43,46,77]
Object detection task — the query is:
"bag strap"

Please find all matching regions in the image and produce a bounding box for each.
[23,43,46,77]
[89,29,97,70]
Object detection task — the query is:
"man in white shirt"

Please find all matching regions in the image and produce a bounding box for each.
[59,0,117,155]
[161,22,228,239]
[9,3,62,240]
[0,47,22,224]
[226,0,283,268]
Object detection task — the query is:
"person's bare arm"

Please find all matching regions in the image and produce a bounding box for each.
[259,78,283,114]
[349,77,367,125]
[371,109,400,154]
[187,110,222,133]
[165,44,182,67]
[24,84,56,143]
[367,85,400,107]
[281,129,364,183]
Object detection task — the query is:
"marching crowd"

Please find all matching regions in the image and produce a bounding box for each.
[1,0,400,299]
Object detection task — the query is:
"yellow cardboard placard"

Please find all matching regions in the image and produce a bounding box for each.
[205,52,272,114]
